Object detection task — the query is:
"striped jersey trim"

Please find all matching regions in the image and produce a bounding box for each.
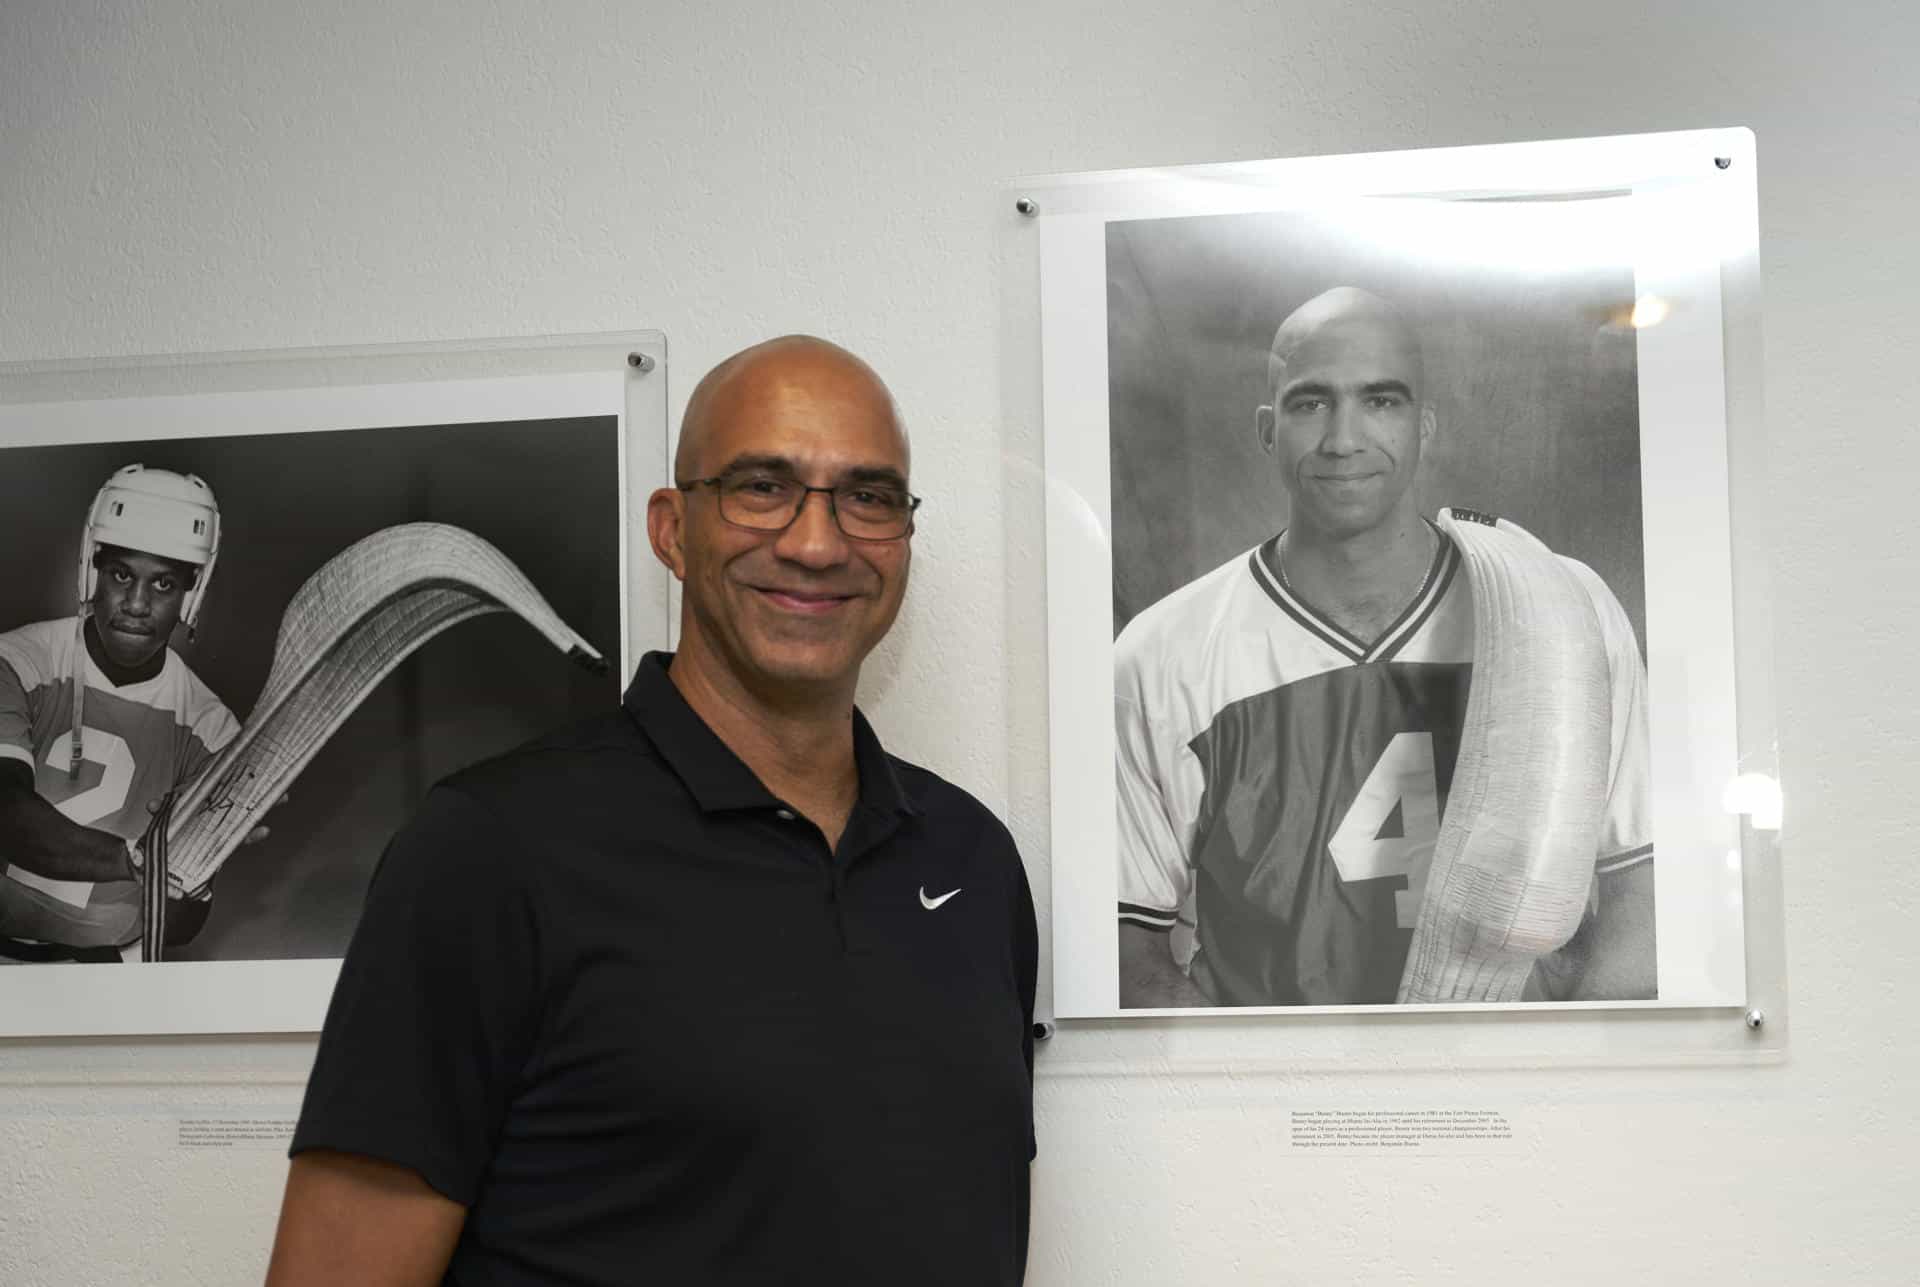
[1118,901,1179,931]
[1595,843,1655,876]
[0,745,32,767]
[1372,536,1458,663]
[1247,539,1365,660]
[1247,524,1458,664]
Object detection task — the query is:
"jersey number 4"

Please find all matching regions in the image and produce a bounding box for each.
[1327,731,1440,929]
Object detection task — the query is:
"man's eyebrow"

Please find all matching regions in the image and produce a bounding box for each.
[1280,380,1336,403]
[715,456,908,488]
[1280,378,1414,401]
[841,466,909,489]
[714,454,799,478]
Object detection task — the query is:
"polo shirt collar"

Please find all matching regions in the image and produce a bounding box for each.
[623,652,919,819]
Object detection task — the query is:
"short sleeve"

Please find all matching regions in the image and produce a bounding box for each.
[1566,561,1654,873]
[291,785,545,1205]
[1115,681,1193,931]
[0,657,38,769]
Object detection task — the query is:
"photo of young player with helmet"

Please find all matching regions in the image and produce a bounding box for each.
[0,414,622,980]
[0,464,243,961]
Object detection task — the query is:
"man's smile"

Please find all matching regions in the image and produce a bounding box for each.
[753,586,858,615]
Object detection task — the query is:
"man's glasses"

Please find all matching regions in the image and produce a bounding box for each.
[678,472,921,541]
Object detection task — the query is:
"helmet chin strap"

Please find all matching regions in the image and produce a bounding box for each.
[68,612,86,781]
[71,495,93,782]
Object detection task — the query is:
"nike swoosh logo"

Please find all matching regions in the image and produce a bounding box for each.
[919,886,962,910]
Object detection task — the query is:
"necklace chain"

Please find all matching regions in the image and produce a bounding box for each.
[1276,524,1440,608]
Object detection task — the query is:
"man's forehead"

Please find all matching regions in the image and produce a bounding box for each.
[1273,314,1421,381]
[680,338,908,478]
[694,381,906,474]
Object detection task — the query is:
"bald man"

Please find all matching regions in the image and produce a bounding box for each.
[1114,289,1655,1009]
[269,338,1038,1286]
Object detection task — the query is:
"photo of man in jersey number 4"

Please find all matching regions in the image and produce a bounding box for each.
[0,465,254,963]
[1115,287,1655,1009]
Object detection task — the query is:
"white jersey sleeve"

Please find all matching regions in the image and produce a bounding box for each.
[0,625,56,771]
[0,660,36,770]
[1564,558,1654,874]
[1115,687,1190,930]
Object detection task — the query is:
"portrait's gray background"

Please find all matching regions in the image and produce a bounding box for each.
[1108,209,1644,646]
[0,416,621,960]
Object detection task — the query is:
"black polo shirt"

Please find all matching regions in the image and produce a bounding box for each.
[292,652,1037,1287]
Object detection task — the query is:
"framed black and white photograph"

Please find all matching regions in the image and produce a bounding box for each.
[0,337,667,1035]
[1032,131,1765,1019]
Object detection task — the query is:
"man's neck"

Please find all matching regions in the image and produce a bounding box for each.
[666,640,861,846]
[1279,511,1437,642]
[81,618,167,687]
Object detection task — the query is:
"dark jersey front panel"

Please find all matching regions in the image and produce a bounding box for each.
[1188,661,1470,1006]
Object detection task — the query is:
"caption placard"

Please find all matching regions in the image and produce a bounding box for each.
[1289,1108,1519,1154]
[175,1117,297,1150]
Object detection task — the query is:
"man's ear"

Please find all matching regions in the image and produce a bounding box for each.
[646,487,688,580]
[1255,404,1278,456]
[1420,402,1437,447]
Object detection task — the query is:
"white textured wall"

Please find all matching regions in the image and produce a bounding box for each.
[3,1,1916,1282]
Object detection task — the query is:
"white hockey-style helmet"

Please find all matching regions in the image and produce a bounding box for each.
[77,464,222,630]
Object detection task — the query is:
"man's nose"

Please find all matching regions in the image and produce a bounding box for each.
[123,582,151,615]
[1319,400,1363,454]
[772,489,851,568]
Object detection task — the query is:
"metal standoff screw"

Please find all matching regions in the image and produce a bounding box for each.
[1015,197,1040,217]
[627,352,656,372]
[1744,1008,1765,1030]
[1714,156,1733,170]
[1032,1021,1055,1041]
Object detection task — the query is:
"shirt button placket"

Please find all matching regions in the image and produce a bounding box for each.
[774,805,851,951]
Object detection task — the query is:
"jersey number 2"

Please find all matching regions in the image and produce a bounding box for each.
[43,729,136,826]
[1327,731,1440,929]
[6,729,137,909]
